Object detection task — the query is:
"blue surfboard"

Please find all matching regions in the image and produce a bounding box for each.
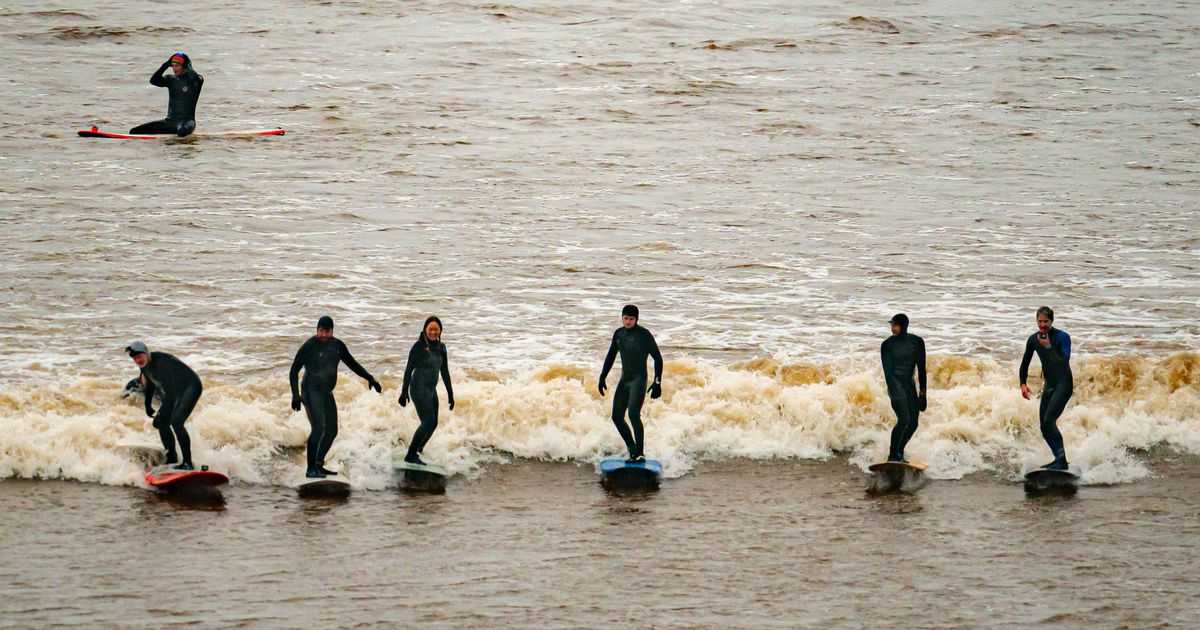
[599,458,662,490]
[599,458,663,475]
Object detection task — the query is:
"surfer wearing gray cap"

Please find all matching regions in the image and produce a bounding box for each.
[126,341,203,470]
[598,304,664,463]
[881,314,927,463]
[289,316,382,478]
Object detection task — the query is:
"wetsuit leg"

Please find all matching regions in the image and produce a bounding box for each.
[610,381,637,457]
[168,382,201,465]
[315,394,339,465]
[626,376,648,458]
[302,390,330,470]
[406,390,439,458]
[156,399,180,463]
[887,384,917,460]
[1039,382,1073,461]
[900,385,920,454]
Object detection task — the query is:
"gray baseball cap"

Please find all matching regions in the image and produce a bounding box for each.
[125,341,149,356]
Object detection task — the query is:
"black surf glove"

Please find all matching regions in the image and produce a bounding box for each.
[368,378,382,394]
[151,413,162,429]
[598,379,607,396]
[398,393,408,407]
[919,391,927,412]
[448,396,455,411]
[648,382,662,400]
[291,395,302,412]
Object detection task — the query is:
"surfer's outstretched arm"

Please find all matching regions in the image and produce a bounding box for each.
[337,339,376,388]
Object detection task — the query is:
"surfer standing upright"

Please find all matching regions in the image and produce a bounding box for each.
[130,51,202,137]
[598,305,664,463]
[289,316,382,478]
[1019,306,1073,471]
[881,313,927,463]
[398,316,454,466]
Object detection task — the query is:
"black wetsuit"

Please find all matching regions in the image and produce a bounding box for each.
[1019,328,1073,463]
[140,352,203,466]
[400,339,453,461]
[599,325,663,459]
[130,56,202,137]
[289,337,375,471]
[881,332,927,461]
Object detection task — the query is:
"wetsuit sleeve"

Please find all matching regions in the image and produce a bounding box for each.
[880,338,898,390]
[289,340,310,399]
[338,340,373,382]
[648,330,664,383]
[401,342,420,398]
[190,74,203,110]
[149,61,171,87]
[599,330,619,382]
[917,337,927,392]
[1018,335,1036,385]
[142,375,156,416]
[440,345,454,401]
[1057,331,1072,362]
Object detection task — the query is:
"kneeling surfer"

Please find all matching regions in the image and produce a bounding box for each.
[289,316,382,478]
[881,313,927,463]
[1019,306,1073,471]
[598,304,663,463]
[131,51,202,137]
[398,316,454,465]
[126,341,202,470]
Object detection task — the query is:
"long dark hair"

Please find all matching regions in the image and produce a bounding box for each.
[419,316,444,347]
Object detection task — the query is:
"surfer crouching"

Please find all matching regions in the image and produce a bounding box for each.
[130,52,203,137]
[126,341,202,470]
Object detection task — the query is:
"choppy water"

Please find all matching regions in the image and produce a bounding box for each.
[1,0,1198,626]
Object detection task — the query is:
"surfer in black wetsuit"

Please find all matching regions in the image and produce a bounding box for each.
[289,316,382,478]
[1019,306,1073,471]
[130,52,202,137]
[881,313,927,463]
[398,316,454,465]
[598,305,664,463]
[126,341,202,470]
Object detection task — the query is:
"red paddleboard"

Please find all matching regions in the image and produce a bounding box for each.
[78,126,285,140]
[144,465,229,489]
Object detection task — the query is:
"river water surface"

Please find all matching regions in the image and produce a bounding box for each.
[1,0,1198,627]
